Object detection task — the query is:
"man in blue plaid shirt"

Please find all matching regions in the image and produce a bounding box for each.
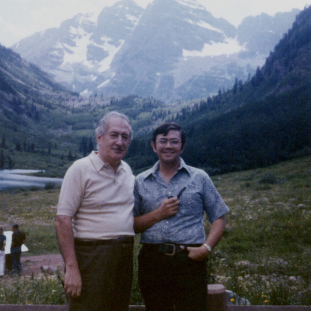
[134,122,229,311]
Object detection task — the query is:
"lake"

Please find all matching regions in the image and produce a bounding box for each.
[0,169,63,191]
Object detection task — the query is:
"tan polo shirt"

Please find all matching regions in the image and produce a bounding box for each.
[57,151,135,240]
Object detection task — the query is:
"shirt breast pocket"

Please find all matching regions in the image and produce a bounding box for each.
[179,192,203,215]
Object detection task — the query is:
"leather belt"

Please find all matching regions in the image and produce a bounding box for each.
[143,243,200,256]
[75,236,134,246]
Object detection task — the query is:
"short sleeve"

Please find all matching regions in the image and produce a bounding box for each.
[57,162,84,217]
[133,179,142,217]
[202,173,229,223]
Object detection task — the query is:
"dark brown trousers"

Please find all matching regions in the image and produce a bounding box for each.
[68,237,134,311]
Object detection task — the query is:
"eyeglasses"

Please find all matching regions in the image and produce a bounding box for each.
[157,139,181,146]
[108,132,130,142]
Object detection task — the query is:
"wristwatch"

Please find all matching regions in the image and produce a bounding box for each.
[203,243,212,252]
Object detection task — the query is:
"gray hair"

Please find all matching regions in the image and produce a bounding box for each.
[95,111,133,139]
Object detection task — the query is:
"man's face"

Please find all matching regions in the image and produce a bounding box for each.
[152,130,183,164]
[96,117,131,166]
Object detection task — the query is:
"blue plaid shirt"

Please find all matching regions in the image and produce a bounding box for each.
[134,158,229,244]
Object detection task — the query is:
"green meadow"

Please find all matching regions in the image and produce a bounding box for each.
[0,156,310,305]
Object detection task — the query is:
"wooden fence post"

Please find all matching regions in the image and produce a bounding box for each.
[208,284,227,311]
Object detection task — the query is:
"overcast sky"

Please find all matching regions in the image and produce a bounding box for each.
[1,0,311,47]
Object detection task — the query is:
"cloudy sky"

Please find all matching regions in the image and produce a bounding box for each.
[1,0,311,47]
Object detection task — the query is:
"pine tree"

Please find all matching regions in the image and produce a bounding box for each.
[1,135,6,148]
[0,149,4,169]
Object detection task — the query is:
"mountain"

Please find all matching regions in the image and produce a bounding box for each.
[11,0,144,94]
[0,42,167,175]
[123,6,311,174]
[0,45,69,98]
[1,5,311,177]
[173,6,311,173]
[11,0,299,103]
[0,43,74,135]
[0,43,81,174]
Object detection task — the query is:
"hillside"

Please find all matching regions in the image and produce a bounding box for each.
[181,6,311,173]
[1,6,311,177]
[125,6,311,175]
[0,46,169,175]
[0,155,310,305]
[0,44,81,175]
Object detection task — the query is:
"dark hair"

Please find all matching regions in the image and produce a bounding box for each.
[152,122,186,149]
[12,224,19,229]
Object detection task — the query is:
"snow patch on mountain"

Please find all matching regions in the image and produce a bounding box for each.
[62,33,92,67]
[186,19,223,33]
[176,0,205,10]
[198,21,223,33]
[97,72,116,89]
[183,37,245,58]
[98,38,125,72]
[125,13,141,24]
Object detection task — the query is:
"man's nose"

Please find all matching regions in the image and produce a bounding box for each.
[164,141,174,147]
[115,135,124,144]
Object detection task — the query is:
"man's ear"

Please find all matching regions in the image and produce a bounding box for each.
[151,141,157,153]
[96,134,101,143]
[180,144,185,153]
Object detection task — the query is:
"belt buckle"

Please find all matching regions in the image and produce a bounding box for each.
[164,244,176,256]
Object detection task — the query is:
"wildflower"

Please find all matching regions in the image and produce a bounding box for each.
[264,300,269,304]
[230,298,235,302]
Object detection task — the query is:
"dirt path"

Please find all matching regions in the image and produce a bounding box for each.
[20,254,64,276]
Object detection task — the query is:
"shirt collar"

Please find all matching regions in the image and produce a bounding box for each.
[89,151,125,173]
[145,157,190,180]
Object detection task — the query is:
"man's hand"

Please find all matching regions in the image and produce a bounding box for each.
[134,197,180,233]
[179,216,226,262]
[180,245,209,261]
[64,265,82,298]
[56,215,82,298]
[158,197,180,219]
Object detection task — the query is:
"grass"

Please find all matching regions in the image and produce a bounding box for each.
[0,188,60,256]
[208,156,311,305]
[0,274,65,305]
[0,155,310,305]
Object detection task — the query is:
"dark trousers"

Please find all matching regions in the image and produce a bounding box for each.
[68,237,134,311]
[138,245,208,311]
[11,247,22,275]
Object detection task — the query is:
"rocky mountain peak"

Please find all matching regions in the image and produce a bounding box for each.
[12,0,299,102]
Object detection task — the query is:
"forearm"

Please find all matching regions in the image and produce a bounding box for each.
[204,215,226,250]
[134,197,180,233]
[55,215,82,297]
[183,216,226,261]
[55,215,78,269]
[134,209,162,233]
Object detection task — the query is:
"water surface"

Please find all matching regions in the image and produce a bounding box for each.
[0,169,63,191]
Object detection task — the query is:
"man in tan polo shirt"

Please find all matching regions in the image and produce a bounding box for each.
[56,111,134,311]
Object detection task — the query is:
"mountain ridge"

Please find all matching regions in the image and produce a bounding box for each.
[1,5,311,177]
[11,0,300,102]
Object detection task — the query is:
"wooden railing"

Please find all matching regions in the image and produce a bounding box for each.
[0,304,311,311]
[0,285,310,311]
